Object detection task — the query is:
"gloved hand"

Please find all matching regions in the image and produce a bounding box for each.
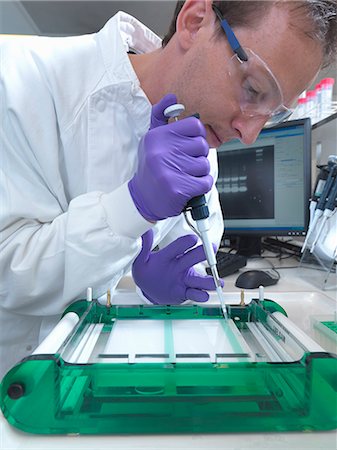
[132,229,223,305]
[128,94,212,222]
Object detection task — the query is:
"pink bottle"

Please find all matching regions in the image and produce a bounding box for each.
[296,97,308,119]
[306,90,316,119]
[320,78,335,116]
[315,82,322,119]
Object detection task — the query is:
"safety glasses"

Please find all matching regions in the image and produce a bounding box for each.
[212,4,294,126]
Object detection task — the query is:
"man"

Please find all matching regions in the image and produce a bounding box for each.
[0,0,336,377]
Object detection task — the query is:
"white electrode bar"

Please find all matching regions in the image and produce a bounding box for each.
[259,286,264,301]
[87,287,93,302]
[32,312,79,355]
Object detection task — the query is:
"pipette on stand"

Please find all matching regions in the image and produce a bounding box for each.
[308,164,330,225]
[164,104,228,320]
[302,160,337,253]
[310,176,337,253]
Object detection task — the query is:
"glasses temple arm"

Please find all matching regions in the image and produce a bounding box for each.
[212,4,248,62]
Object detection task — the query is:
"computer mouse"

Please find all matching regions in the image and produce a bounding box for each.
[235,270,279,289]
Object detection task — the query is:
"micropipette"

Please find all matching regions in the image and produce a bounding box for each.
[302,159,337,253]
[310,176,337,253]
[184,195,228,319]
[164,103,228,320]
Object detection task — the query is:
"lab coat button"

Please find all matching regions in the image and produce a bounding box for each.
[96,99,106,112]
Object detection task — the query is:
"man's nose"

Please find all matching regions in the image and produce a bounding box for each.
[231,115,269,145]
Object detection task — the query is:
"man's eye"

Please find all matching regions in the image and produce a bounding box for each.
[248,86,259,96]
[245,84,260,101]
[242,78,263,103]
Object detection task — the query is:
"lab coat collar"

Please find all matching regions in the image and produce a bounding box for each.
[96,11,162,85]
[117,11,162,54]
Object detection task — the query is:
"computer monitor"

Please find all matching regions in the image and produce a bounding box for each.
[216,118,312,256]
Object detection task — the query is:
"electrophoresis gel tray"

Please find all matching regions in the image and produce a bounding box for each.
[0,298,336,434]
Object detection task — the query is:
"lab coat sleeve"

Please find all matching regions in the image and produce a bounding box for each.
[0,39,150,316]
[156,148,224,274]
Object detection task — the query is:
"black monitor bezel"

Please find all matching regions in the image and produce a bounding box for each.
[218,118,312,238]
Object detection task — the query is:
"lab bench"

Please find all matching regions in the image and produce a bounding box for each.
[1,257,336,449]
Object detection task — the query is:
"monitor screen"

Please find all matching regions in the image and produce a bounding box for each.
[216,119,311,252]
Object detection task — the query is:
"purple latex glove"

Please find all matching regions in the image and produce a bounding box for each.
[132,229,223,305]
[129,94,213,222]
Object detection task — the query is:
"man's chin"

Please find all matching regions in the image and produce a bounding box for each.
[206,125,222,148]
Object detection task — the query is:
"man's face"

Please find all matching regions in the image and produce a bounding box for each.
[170,4,322,147]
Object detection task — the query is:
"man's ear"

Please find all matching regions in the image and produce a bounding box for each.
[176,0,213,50]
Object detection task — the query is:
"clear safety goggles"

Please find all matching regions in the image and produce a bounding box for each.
[212,4,294,126]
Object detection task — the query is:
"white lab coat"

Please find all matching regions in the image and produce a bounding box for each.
[0,12,224,377]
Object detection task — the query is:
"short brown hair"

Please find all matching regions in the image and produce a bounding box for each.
[162,1,337,68]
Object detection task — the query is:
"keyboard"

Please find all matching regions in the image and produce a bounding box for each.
[206,251,247,278]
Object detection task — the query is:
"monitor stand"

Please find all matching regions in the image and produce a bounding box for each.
[234,236,262,257]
